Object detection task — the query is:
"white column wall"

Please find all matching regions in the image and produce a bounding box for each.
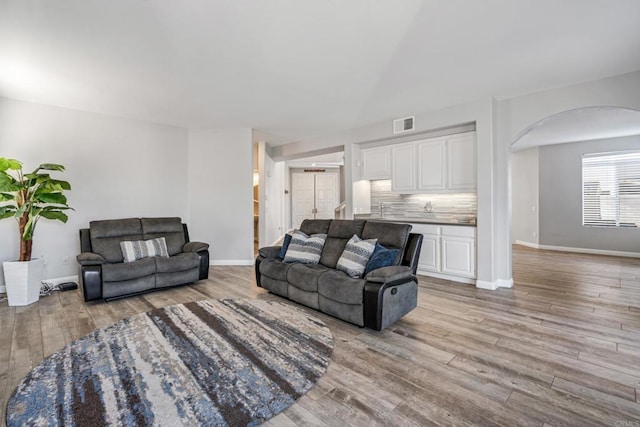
[511,148,539,245]
[187,128,254,265]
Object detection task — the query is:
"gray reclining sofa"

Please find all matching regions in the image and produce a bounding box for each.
[255,219,423,330]
[77,217,209,301]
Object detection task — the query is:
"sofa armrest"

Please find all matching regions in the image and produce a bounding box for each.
[258,246,282,259]
[78,264,102,301]
[363,278,418,331]
[183,241,209,253]
[402,233,423,274]
[365,265,414,284]
[77,252,106,266]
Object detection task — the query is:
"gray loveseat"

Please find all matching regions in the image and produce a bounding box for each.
[77,217,209,301]
[255,219,423,331]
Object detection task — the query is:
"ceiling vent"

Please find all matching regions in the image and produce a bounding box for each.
[393,116,415,134]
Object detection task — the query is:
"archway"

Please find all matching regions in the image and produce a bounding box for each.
[509,105,640,259]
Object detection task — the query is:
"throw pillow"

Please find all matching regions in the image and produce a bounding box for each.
[283,230,327,264]
[364,243,400,275]
[278,232,293,259]
[120,237,169,263]
[336,234,377,278]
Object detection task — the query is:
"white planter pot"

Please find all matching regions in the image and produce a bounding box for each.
[3,259,44,306]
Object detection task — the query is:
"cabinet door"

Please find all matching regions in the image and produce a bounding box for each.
[391,143,416,192]
[441,236,475,278]
[418,234,440,272]
[361,147,391,180]
[447,132,476,190]
[417,138,446,191]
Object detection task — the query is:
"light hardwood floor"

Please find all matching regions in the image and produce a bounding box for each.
[2,245,640,426]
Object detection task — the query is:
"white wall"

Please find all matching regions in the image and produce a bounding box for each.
[263,151,285,245]
[269,99,506,289]
[538,135,640,253]
[511,148,539,244]
[188,128,254,264]
[0,98,189,286]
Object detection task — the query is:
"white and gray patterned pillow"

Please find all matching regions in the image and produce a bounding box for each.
[336,234,377,278]
[120,237,169,263]
[283,230,327,264]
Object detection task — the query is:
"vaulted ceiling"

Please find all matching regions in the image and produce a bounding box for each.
[1,0,640,144]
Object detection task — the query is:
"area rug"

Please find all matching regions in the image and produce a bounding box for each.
[6,298,334,426]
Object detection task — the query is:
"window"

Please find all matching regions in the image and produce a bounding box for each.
[582,151,640,228]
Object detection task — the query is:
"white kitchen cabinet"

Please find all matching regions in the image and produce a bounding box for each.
[447,132,476,191]
[387,131,476,194]
[391,143,416,192]
[411,223,476,283]
[418,233,440,272]
[441,235,475,278]
[417,138,446,191]
[361,146,391,180]
[412,224,440,272]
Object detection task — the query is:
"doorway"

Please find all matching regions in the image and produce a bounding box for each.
[285,151,344,230]
[291,170,339,229]
[510,106,640,255]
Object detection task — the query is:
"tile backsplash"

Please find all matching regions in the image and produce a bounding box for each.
[370,180,477,217]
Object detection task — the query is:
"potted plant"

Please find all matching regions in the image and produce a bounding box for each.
[0,157,72,306]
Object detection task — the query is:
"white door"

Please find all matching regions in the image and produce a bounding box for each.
[418,234,440,273]
[361,147,391,180]
[391,143,416,192]
[418,138,447,191]
[441,236,476,278]
[292,173,316,229]
[314,173,339,220]
[291,172,339,228]
[447,132,476,190]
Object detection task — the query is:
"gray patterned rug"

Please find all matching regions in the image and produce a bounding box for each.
[6,299,334,426]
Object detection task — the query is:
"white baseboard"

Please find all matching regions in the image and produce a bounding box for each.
[210,260,254,266]
[417,269,476,285]
[514,240,541,249]
[515,240,640,258]
[476,278,514,290]
[42,275,79,286]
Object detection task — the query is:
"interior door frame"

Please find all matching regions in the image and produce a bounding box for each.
[289,167,341,229]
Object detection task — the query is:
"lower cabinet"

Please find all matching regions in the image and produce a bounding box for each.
[441,235,475,278]
[412,223,476,284]
[419,233,440,272]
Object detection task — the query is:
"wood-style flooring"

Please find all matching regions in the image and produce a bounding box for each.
[1,245,640,426]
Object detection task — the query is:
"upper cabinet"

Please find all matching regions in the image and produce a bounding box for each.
[360,146,391,180]
[360,131,476,193]
[391,143,417,192]
[417,137,446,191]
[446,132,476,191]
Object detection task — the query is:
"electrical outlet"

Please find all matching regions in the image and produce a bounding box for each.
[41,255,47,265]
[63,256,69,264]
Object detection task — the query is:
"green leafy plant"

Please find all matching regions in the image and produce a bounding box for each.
[0,157,72,262]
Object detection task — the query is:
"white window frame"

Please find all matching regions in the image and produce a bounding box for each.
[582,150,640,228]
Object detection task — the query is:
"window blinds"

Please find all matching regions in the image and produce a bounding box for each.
[582,151,640,228]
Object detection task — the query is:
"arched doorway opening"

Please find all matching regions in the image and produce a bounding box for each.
[510,106,640,258]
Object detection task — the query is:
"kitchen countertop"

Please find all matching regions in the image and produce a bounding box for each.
[354,214,476,227]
